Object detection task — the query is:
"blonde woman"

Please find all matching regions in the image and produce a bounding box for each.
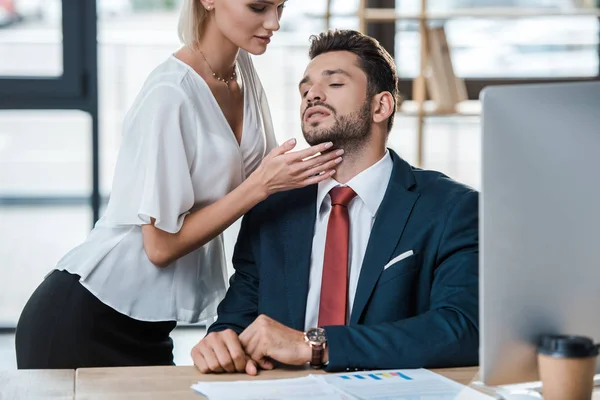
[15,0,343,369]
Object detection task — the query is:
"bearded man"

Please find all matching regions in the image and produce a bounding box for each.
[191,29,480,375]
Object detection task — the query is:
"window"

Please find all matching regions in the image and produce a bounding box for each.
[0,0,63,76]
[395,0,599,79]
[0,110,92,325]
[0,0,88,99]
[0,0,96,327]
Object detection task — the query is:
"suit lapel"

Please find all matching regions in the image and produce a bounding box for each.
[350,151,420,325]
[282,187,318,331]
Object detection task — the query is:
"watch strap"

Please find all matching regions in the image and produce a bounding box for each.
[310,343,324,369]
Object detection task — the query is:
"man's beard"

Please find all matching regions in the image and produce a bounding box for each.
[302,100,372,153]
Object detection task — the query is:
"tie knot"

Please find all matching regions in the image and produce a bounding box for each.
[329,186,357,207]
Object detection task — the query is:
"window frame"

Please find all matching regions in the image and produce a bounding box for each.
[0,0,100,221]
[0,0,89,100]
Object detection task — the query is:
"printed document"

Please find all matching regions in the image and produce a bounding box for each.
[191,369,493,400]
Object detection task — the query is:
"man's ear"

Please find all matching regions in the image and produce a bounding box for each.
[372,92,395,125]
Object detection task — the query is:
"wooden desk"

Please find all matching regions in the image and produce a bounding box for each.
[0,369,74,400]
[74,366,479,400]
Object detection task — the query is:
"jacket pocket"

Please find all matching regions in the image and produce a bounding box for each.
[377,253,419,285]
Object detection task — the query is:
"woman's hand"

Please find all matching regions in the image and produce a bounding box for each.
[250,138,344,198]
[142,138,343,267]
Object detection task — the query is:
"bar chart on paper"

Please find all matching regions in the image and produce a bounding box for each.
[325,369,492,400]
[337,371,415,381]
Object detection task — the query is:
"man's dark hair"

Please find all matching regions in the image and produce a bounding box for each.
[308,29,401,133]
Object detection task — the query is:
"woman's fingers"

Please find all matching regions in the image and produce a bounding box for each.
[250,141,344,195]
[302,170,337,186]
[301,157,343,179]
[296,149,344,173]
[269,138,298,158]
[287,142,334,162]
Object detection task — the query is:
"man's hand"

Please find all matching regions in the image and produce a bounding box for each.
[239,315,317,367]
[191,329,273,375]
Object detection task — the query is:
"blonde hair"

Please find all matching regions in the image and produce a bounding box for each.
[178,0,208,48]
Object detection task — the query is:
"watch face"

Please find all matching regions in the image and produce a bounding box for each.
[306,328,327,344]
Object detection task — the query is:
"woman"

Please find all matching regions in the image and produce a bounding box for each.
[15,0,343,369]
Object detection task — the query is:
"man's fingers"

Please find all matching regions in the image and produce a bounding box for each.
[202,346,225,373]
[239,320,269,368]
[245,358,259,376]
[257,357,274,370]
[213,344,237,373]
[223,331,248,372]
[244,357,272,375]
[196,356,211,374]
[192,345,209,374]
[238,329,251,350]
[244,333,263,362]
[191,346,211,374]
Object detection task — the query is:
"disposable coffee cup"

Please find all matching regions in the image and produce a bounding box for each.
[537,334,599,400]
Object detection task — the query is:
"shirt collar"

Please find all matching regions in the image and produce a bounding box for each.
[316,149,393,217]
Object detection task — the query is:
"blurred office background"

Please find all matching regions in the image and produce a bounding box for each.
[0,0,598,367]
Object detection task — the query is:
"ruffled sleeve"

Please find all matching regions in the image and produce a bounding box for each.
[106,84,197,234]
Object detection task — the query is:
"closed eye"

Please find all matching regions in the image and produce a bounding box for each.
[251,2,286,14]
[330,83,344,87]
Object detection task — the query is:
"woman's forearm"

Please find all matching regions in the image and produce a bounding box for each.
[142,175,266,267]
[142,140,342,267]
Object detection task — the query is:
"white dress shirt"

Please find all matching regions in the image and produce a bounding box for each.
[54,50,277,323]
[304,151,393,330]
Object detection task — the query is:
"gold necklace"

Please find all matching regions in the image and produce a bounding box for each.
[199,50,236,85]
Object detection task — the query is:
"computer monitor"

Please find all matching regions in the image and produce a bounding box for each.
[480,81,600,386]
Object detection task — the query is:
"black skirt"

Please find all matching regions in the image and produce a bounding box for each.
[15,269,177,369]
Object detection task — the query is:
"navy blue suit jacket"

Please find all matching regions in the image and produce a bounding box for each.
[208,150,479,372]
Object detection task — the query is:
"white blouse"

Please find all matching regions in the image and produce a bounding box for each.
[55,50,277,323]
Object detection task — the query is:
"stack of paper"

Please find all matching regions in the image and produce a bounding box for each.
[191,375,353,400]
[191,369,493,400]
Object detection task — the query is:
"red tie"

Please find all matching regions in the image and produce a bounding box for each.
[318,186,357,327]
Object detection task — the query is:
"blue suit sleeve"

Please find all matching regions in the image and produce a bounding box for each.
[324,190,479,372]
[207,212,260,335]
